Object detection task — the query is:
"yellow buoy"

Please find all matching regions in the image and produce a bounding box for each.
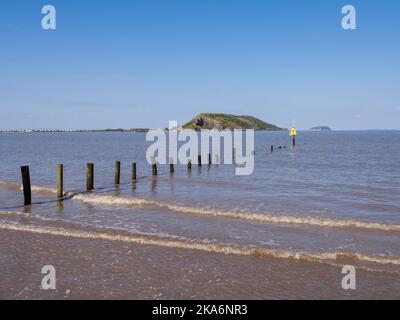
[290,127,297,137]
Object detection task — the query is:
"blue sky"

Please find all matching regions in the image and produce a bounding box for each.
[1,0,399,130]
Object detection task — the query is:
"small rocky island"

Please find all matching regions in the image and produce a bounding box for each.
[310,126,332,131]
[182,113,285,131]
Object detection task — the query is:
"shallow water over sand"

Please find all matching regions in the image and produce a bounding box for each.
[0,131,399,299]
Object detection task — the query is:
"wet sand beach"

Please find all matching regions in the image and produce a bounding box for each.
[1,228,399,300]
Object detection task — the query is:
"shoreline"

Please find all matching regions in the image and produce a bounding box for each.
[2,227,398,300]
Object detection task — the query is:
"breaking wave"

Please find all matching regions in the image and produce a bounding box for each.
[0,219,399,267]
[2,181,400,233]
[70,193,400,233]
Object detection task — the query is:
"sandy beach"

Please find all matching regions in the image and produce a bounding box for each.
[1,226,399,300]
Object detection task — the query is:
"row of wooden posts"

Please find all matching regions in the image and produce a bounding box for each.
[20,152,219,206]
[19,142,294,206]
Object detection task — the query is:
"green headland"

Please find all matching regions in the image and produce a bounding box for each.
[182,113,285,131]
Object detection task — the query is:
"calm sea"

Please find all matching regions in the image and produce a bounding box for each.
[0,131,399,299]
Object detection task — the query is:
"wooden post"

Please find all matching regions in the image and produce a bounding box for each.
[187,160,192,171]
[208,153,212,165]
[115,161,121,186]
[57,164,63,199]
[132,162,137,182]
[292,136,296,147]
[151,157,158,176]
[198,155,202,167]
[270,145,274,153]
[87,163,94,191]
[21,166,31,206]
[169,158,174,174]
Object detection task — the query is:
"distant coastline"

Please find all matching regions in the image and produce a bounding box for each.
[0,128,150,134]
[310,126,332,131]
[1,128,399,134]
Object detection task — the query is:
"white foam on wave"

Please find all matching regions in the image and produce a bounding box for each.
[2,181,400,233]
[70,193,400,233]
[0,219,399,267]
[71,193,152,206]
[29,185,58,194]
